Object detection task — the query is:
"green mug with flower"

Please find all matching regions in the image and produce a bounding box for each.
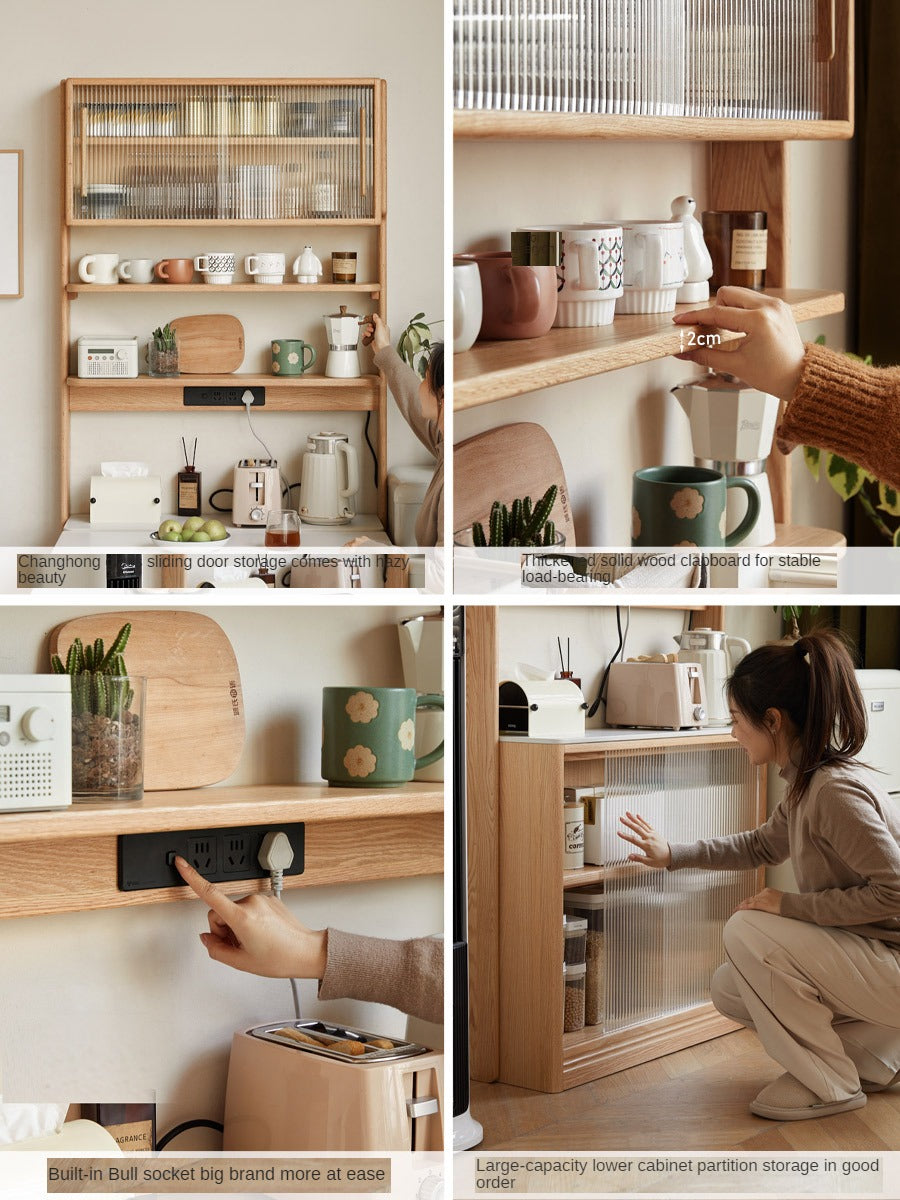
[322,687,444,787]
[631,466,760,548]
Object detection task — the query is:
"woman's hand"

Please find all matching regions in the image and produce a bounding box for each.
[672,286,805,403]
[736,887,784,915]
[617,812,672,869]
[175,856,327,979]
[365,312,392,353]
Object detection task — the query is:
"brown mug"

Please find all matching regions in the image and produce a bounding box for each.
[456,251,558,340]
[155,258,194,284]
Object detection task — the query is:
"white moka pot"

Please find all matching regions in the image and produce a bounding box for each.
[324,305,361,378]
[673,627,751,725]
[298,432,360,525]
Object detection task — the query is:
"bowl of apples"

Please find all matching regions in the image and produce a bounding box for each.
[151,516,230,545]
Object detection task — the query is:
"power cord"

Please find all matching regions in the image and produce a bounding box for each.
[257,831,303,1021]
[155,1118,223,1150]
[587,605,627,719]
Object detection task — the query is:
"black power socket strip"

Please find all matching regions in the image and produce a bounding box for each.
[117,823,305,892]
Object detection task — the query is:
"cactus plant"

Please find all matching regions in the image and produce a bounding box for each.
[52,622,143,799]
[51,622,134,719]
[151,324,177,352]
[470,485,560,548]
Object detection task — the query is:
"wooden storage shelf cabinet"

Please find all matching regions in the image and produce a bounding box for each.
[0,782,442,920]
[453,3,853,532]
[496,736,766,1093]
[60,77,388,530]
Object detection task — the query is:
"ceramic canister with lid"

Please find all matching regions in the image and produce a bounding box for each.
[563,798,584,869]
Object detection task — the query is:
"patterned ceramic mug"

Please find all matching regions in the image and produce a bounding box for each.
[631,466,760,548]
[322,686,444,787]
[526,224,624,327]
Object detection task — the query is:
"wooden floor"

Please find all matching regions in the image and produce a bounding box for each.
[470,1029,900,1151]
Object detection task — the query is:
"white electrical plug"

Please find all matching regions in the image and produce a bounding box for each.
[258,830,295,898]
[242,388,255,408]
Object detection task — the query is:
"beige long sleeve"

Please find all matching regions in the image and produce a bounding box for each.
[373,345,443,546]
[776,341,900,489]
[318,930,443,1024]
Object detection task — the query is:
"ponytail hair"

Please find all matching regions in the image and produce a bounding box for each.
[726,628,867,805]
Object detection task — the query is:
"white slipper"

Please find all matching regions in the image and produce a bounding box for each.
[750,1073,866,1121]
[862,1069,900,1095]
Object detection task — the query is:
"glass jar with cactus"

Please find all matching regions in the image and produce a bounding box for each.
[51,622,146,801]
[148,323,179,377]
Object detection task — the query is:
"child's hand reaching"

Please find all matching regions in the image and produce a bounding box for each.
[617,811,672,869]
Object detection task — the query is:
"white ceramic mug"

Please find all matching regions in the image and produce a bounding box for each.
[526,224,624,327]
[118,258,154,284]
[244,251,285,285]
[194,251,236,285]
[453,261,483,353]
[78,253,120,285]
[615,220,687,313]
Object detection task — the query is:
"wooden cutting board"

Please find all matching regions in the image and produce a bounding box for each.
[170,314,244,373]
[50,611,244,791]
[454,421,575,542]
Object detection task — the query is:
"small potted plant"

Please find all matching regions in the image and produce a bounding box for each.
[51,622,146,801]
[455,485,563,547]
[148,323,179,377]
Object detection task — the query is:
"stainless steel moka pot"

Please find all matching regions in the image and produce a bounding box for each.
[672,371,779,545]
[324,304,362,378]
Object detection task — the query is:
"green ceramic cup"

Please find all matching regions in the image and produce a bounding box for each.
[322,686,444,787]
[271,339,316,375]
[631,466,760,548]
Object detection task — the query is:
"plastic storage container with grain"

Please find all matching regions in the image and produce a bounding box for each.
[564,886,605,1027]
[563,961,586,1032]
[563,914,587,965]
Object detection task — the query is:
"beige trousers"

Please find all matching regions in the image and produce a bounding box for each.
[712,911,900,1102]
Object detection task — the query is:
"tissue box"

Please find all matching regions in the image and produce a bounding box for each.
[89,476,162,528]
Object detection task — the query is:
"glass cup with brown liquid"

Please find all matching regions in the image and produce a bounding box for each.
[265,509,301,547]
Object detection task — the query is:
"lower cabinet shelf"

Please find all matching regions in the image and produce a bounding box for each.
[0,783,443,919]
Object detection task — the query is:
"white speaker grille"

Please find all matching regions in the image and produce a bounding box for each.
[0,751,55,801]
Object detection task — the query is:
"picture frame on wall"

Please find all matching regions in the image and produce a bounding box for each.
[0,150,23,298]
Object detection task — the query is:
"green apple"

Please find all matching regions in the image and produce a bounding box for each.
[158,518,182,537]
[182,516,206,533]
[160,531,183,542]
[180,530,195,541]
[202,519,228,541]
[191,531,211,542]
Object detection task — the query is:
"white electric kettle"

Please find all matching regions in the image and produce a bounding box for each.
[673,627,751,726]
[298,432,360,525]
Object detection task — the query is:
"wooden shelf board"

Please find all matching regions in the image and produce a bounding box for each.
[563,862,650,889]
[67,374,378,412]
[454,111,854,141]
[772,524,846,549]
[454,290,845,410]
[67,282,381,295]
[559,1004,742,1090]
[0,782,442,844]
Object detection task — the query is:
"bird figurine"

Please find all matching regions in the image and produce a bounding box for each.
[671,195,713,302]
[294,244,323,284]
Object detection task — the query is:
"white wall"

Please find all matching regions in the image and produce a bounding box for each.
[0,0,443,546]
[0,602,443,1142]
[454,137,850,542]
[497,602,782,725]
